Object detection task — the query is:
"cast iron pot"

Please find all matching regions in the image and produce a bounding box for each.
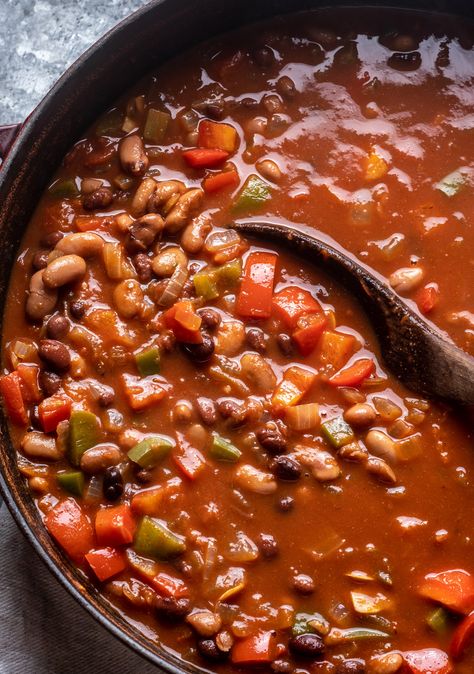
[0,0,472,669]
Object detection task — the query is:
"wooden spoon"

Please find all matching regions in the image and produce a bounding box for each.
[232,220,474,406]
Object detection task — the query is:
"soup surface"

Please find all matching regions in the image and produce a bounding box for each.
[2,8,474,674]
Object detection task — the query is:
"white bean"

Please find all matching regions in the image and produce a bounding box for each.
[365,430,397,463]
[152,247,187,277]
[343,403,376,427]
[56,232,103,257]
[21,431,62,460]
[113,279,144,318]
[43,254,86,289]
[26,271,58,321]
[389,266,424,293]
[240,353,277,393]
[234,464,277,495]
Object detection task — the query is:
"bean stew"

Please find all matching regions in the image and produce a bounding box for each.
[1,8,474,674]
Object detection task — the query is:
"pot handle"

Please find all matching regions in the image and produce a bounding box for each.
[0,124,21,166]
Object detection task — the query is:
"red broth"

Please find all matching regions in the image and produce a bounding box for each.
[2,8,474,674]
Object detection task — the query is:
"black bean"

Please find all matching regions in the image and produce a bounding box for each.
[181,334,215,364]
[256,423,287,455]
[291,573,315,595]
[276,76,296,98]
[69,300,86,319]
[82,186,113,210]
[133,253,152,284]
[46,314,70,340]
[217,399,246,426]
[271,455,301,481]
[246,327,267,353]
[38,339,71,372]
[103,466,123,501]
[271,660,292,673]
[41,231,63,247]
[196,397,217,426]
[198,308,221,331]
[288,634,324,659]
[194,99,225,121]
[254,46,276,68]
[257,533,279,559]
[197,639,228,662]
[32,250,49,271]
[387,51,421,71]
[39,371,61,397]
[29,406,41,430]
[277,496,294,513]
[335,660,365,674]
[277,333,293,356]
[155,595,190,620]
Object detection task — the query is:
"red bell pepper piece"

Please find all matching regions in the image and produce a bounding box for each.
[173,432,207,479]
[121,374,168,412]
[151,572,189,598]
[85,547,127,582]
[17,363,42,403]
[403,648,452,674]
[203,168,239,193]
[318,330,357,371]
[0,372,28,425]
[419,569,474,615]
[271,366,317,412]
[182,148,229,168]
[328,358,376,387]
[292,313,327,356]
[272,286,322,328]
[236,251,277,319]
[95,505,136,547]
[45,498,94,563]
[164,300,203,344]
[450,610,474,660]
[231,631,277,665]
[38,394,72,433]
[416,283,439,315]
[198,120,238,153]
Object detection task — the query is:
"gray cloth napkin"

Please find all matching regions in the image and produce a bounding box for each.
[0,502,159,673]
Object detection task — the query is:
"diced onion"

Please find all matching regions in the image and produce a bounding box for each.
[285,403,320,431]
[8,338,37,369]
[226,532,259,563]
[156,265,188,307]
[204,229,241,254]
[351,591,392,614]
[84,475,103,503]
[103,242,136,280]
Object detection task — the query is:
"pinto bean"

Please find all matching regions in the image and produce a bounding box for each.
[56,232,104,257]
[81,177,103,193]
[389,266,424,294]
[165,189,204,233]
[293,444,341,481]
[126,213,164,253]
[148,180,186,213]
[256,422,287,455]
[119,134,149,176]
[26,271,58,321]
[369,652,403,674]
[152,247,187,277]
[113,279,144,318]
[240,353,277,393]
[292,573,315,595]
[196,397,217,426]
[343,403,376,427]
[198,308,221,331]
[82,186,113,210]
[133,253,153,283]
[43,254,86,289]
[181,214,212,254]
[197,639,227,662]
[80,444,122,474]
[365,430,397,463]
[270,455,301,481]
[366,456,397,484]
[38,339,71,372]
[187,610,222,637]
[234,464,277,495]
[131,177,157,215]
[21,431,62,460]
[155,595,190,620]
[39,371,61,397]
[214,320,245,356]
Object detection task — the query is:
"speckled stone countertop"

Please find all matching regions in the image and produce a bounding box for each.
[0,0,147,124]
[0,3,163,672]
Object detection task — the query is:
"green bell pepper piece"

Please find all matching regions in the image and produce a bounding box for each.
[143,108,170,144]
[57,471,85,497]
[321,416,354,448]
[193,271,220,301]
[68,410,100,466]
[292,612,329,636]
[232,174,271,213]
[135,346,161,376]
[134,516,186,560]
[215,259,242,286]
[127,436,173,469]
[426,607,449,634]
[326,627,389,645]
[48,179,79,199]
[434,169,468,197]
[209,433,241,462]
[95,108,123,136]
